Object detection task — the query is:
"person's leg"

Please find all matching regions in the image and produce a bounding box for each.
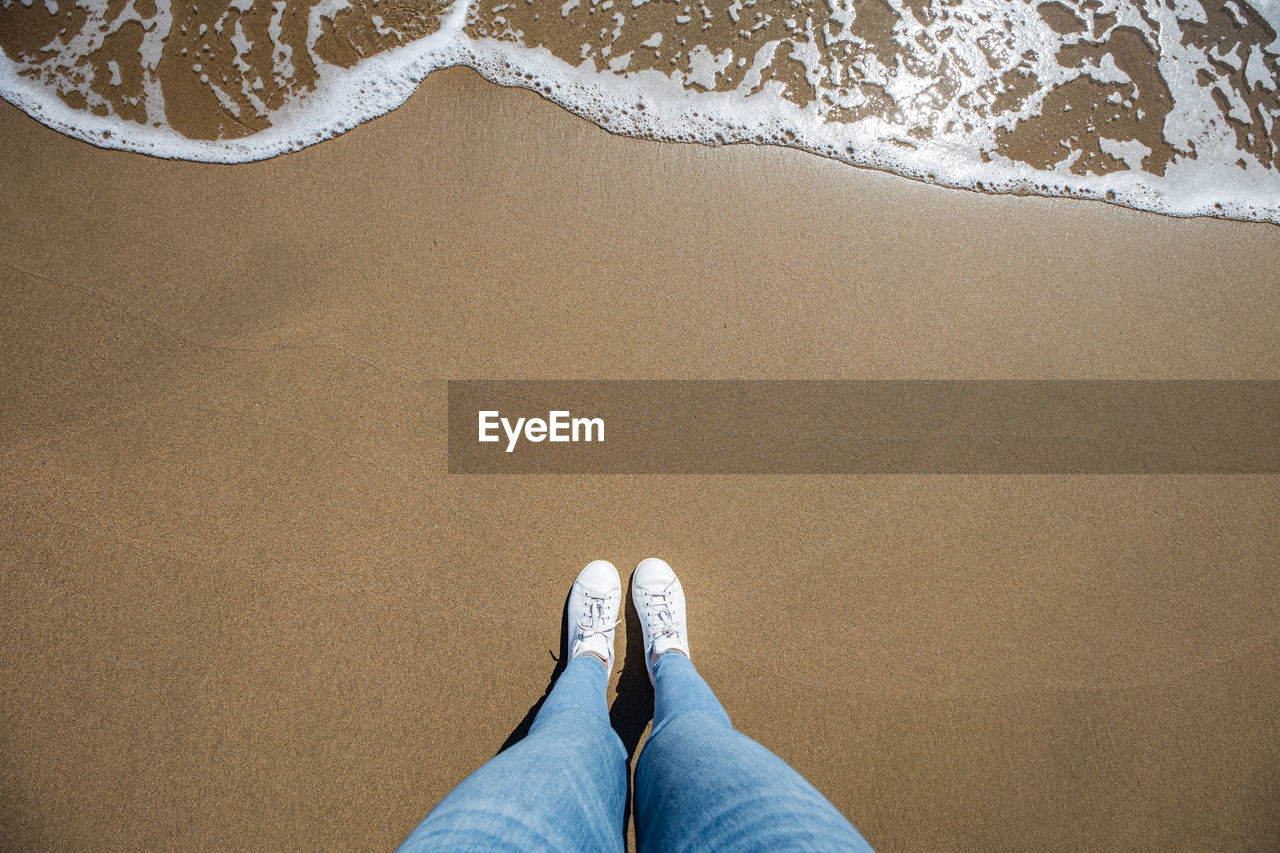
[631,558,874,853]
[399,561,627,852]
[636,652,872,852]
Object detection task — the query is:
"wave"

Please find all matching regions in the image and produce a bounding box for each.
[2,0,1279,222]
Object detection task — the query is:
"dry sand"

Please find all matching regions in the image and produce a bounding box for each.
[2,66,1278,850]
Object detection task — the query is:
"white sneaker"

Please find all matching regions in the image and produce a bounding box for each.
[631,557,690,685]
[567,560,622,675]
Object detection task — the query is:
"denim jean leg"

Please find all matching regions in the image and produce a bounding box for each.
[649,651,732,738]
[635,653,874,853]
[398,656,628,852]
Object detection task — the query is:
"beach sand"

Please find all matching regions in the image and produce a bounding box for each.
[2,66,1278,850]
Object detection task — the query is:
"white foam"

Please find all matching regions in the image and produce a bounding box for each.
[1099,136,1152,171]
[268,1,295,84]
[1,0,1278,223]
[685,45,733,90]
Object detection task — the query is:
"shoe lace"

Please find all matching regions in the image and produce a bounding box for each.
[576,592,619,644]
[645,580,682,641]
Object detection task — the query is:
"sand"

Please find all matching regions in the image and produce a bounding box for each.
[2,66,1278,851]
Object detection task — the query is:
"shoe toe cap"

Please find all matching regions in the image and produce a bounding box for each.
[634,557,676,588]
[577,559,620,591]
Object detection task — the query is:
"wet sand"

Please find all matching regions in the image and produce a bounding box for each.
[2,66,1278,851]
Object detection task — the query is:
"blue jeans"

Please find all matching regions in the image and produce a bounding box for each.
[399,653,873,852]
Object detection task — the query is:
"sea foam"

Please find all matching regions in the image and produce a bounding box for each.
[2,0,1278,222]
